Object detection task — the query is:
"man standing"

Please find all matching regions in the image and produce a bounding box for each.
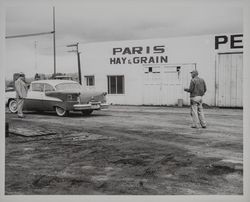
[15,73,28,118]
[184,70,207,128]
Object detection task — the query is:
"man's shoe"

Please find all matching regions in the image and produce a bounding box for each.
[202,125,207,128]
[18,115,24,118]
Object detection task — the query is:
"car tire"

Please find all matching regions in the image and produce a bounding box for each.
[55,106,69,117]
[8,99,18,113]
[81,109,93,116]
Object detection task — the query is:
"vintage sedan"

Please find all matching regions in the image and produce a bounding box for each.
[6,80,109,116]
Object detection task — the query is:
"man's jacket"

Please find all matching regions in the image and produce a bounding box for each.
[186,76,207,98]
[15,78,28,98]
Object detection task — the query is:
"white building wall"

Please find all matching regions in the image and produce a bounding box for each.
[80,33,243,106]
[158,35,215,105]
[80,41,145,105]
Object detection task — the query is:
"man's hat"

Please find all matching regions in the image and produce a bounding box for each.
[19,72,25,77]
[190,70,198,75]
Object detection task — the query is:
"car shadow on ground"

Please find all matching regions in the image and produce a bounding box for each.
[22,111,112,118]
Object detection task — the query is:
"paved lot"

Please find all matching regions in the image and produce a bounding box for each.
[5,106,243,195]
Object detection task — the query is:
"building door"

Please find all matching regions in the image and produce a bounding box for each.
[143,64,195,105]
[143,66,161,105]
[216,53,243,107]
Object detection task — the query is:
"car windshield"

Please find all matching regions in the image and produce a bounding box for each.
[55,83,83,91]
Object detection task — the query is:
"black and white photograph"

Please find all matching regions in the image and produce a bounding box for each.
[1,0,250,200]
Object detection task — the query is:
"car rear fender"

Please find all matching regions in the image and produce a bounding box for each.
[46,91,80,111]
[79,91,107,103]
[45,91,80,102]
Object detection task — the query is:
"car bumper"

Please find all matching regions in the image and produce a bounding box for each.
[73,104,91,110]
[73,103,109,110]
[89,102,110,110]
[99,103,109,109]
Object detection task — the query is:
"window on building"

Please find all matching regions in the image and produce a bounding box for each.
[32,83,44,92]
[107,75,124,94]
[85,76,95,86]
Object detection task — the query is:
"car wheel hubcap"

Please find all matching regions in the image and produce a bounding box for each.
[9,100,17,112]
[56,107,65,116]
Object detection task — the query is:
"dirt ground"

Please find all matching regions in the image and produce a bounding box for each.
[5,105,243,195]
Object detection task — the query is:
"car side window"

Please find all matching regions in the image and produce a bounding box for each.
[32,83,44,92]
[44,84,55,92]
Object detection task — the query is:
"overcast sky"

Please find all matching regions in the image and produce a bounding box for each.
[5,0,243,80]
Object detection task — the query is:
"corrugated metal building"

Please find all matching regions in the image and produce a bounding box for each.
[80,33,243,107]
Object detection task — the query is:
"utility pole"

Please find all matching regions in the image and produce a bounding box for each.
[67,43,82,85]
[34,41,38,71]
[53,6,56,75]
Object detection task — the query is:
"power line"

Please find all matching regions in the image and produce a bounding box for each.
[5,6,57,75]
[5,31,54,39]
